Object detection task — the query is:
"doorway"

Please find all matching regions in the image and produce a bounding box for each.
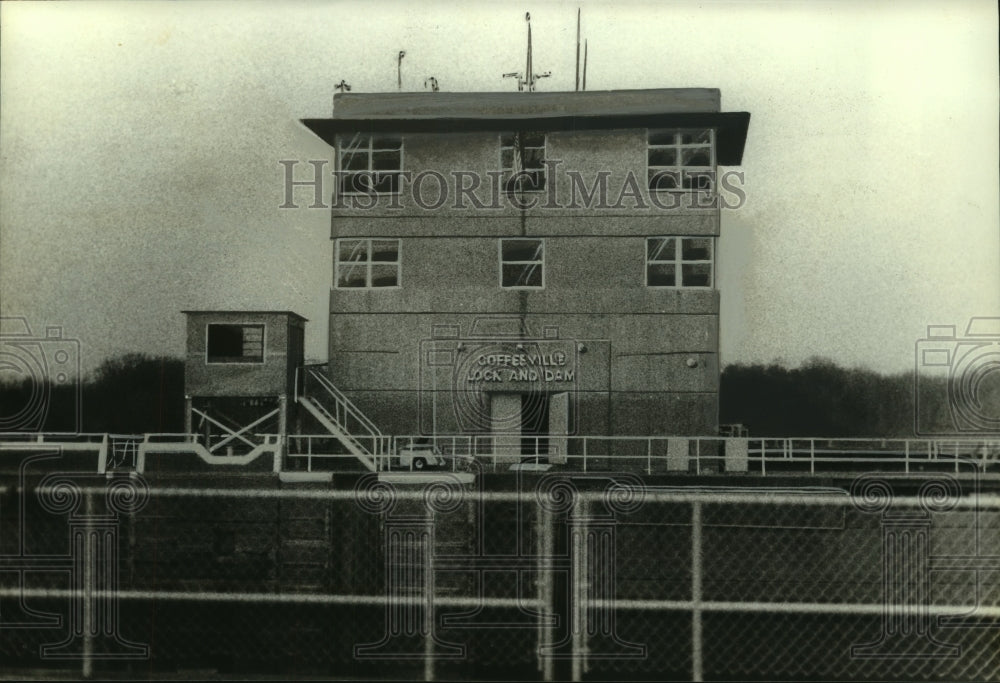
[489,392,570,461]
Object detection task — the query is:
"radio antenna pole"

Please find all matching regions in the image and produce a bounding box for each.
[575,8,581,91]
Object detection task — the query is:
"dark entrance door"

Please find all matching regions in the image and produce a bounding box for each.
[520,393,549,456]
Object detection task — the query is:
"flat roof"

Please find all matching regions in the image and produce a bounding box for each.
[302,88,750,165]
[182,310,308,322]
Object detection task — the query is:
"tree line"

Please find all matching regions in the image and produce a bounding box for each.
[0,353,979,437]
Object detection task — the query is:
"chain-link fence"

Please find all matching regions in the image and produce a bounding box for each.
[2,459,1000,680]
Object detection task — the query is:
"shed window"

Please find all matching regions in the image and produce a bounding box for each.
[338,134,402,195]
[646,237,714,288]
[500,238,544,288]
[336,239,401,288]
[647,129,715,191]
[501,133,546,194]
[206,324,264,363]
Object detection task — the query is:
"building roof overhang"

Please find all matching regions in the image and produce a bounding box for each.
[301,89,750,165]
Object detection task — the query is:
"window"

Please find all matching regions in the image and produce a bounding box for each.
[206,324,264,363]
[336,239,400,288]
[500,133,546,194]
[646,237,713,288]
[500,238,544,288]
[338,134,402,195]
[647,129,715,191]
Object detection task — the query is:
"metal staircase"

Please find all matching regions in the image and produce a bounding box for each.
[295,365,386,472]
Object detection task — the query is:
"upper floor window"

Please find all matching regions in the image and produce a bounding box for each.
[501,133,546,194]
[500,238,544,288]
[335,239,401,288]
[338,134,402,195]
[206,324,264,364]
[647,129,715,191]
[646,237,713,288]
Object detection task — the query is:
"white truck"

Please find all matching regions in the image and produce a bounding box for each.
[397,441,446,470]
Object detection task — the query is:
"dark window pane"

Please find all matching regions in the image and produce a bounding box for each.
[682,147,712,167]
[682,263,712,287]
[502,239,543,262]
[370,265,399,287]
[647,263,676,287]
[523,133,545,147]
[503,263,542,287]
[337,264,367,288]
[648,149,677,166]
[523,147,545,169]
[648,131,674,145]
[500,134,516,148]
[338,240,367,261]
[680,130,711,144]
[207,325,242,359]
[207,325,263,363]
[342,151,368,171]
[501,148,514,169]
[372,150,400,171]
[371,240,399,262]
[372,173,399,194]
[647,237,675,262]
[682,238,712,261]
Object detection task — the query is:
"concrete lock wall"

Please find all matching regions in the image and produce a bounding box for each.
[328,126,721,444]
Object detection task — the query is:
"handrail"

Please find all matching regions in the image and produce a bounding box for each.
[306,368,383,438]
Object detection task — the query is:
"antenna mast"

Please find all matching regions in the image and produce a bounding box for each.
[575,8,581,92]
[505,12,550,92]
[397,51,406,90]
[525,13,533,92]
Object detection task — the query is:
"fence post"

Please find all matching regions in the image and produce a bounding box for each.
[537,500,555,681]
[83,489,94,680]
[571,496,586,682]
[761,440,766,476]
[424,509,435,682]
[810,440,815,475]
[691,500,703,683]
[582,440,587,473]
[905,440,910,473]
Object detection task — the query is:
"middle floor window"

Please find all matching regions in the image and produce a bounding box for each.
[646,237,714,288]
[335,239,401,288]
[500,238,544,288]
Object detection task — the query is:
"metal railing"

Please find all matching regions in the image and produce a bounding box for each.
[295,365,388,459]
[4,431,999,477]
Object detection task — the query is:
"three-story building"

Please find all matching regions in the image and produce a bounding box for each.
[302,88,749,461]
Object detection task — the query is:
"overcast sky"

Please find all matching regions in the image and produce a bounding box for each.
[1,0,997,376]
